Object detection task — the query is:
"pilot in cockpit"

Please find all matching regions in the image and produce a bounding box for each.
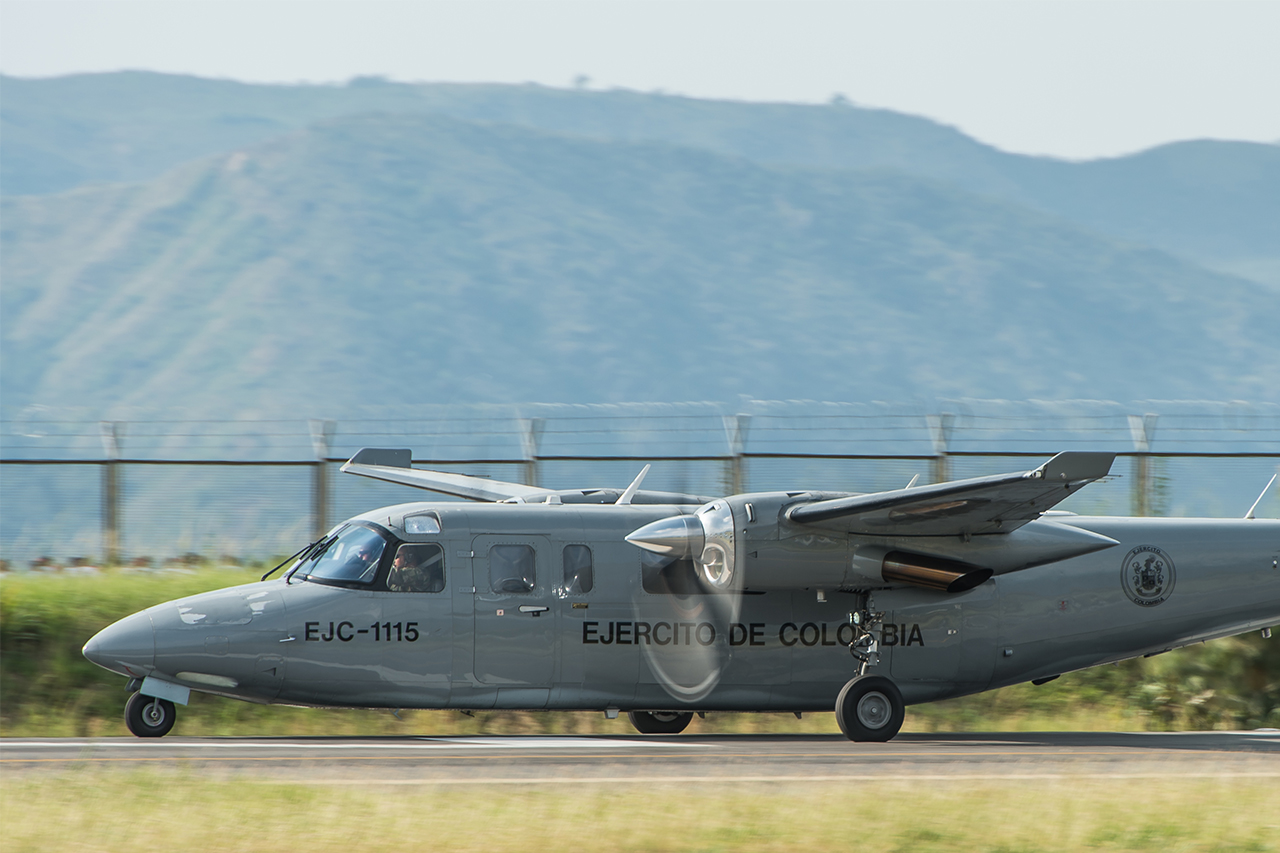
[346,543,380,579]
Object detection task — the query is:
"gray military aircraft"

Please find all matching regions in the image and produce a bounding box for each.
[83,449,1279,740]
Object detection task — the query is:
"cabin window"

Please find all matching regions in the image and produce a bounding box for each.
[641,551,702,596]
[489,544,536,593]
[386,543,445,593]
[562,544,593,595]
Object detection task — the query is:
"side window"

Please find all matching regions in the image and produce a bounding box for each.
[563,544,593,595]
[386,544,445,593]
[490,544,535,593]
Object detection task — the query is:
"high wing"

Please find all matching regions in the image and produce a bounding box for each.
[788,452,1115,536]
[341,448,553,502]
[340,448,711,505]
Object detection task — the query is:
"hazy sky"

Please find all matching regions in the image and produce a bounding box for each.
[2,0,1278,160]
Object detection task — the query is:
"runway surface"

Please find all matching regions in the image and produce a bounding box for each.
[4,731,1278,782]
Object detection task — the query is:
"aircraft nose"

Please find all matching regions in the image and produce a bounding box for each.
[83,610,156,677]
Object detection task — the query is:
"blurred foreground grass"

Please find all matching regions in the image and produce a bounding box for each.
[3,770,1277,853]
[3,566,1278,737]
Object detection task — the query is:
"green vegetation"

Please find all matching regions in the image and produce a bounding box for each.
[3,771,1277,852]
[3,567,1278,737]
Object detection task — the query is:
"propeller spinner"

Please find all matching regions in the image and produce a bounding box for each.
[626,499,737,591]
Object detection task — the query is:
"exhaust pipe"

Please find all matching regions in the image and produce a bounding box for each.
[882,551,993,593]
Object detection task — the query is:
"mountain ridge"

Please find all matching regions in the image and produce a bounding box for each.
[4,110,1276,417]
[3,72,1277,287]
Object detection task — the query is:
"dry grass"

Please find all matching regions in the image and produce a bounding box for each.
[2,770,1277,852]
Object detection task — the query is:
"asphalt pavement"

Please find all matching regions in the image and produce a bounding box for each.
[3,731,1277,782]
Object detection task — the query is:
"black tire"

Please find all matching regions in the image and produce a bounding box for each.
[834,675,904,742]
[627,710,694,735]
[125,692,176,738]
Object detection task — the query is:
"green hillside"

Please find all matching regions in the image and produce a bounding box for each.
[4,111,1277,414]
[4,72,1278,286]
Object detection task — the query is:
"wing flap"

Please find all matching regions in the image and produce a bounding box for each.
[788,452,1115,536]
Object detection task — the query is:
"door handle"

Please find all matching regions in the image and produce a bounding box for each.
[519,605,549,617]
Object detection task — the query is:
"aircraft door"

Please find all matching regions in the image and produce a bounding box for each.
[472,535,557,696]
[375,540,454,705]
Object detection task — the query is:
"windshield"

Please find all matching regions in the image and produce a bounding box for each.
[296,525,387,585]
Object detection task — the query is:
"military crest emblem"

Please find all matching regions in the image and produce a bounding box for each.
[1121,545,1176,607]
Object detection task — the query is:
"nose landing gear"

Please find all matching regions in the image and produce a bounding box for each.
[125,691,176,738]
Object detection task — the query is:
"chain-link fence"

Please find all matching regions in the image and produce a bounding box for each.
[2,402,1277,568]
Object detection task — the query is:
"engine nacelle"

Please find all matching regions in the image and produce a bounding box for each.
[625,499,739,591]
[627,493,998,594]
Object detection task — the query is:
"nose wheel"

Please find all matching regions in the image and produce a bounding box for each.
[835,674,904,742]
[125,691,176,738]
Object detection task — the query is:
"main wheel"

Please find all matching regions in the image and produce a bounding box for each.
[125,692,176,738]
[627,710,694,735]
[835,675,904,742]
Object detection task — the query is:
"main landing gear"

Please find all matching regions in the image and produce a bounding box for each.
[627,710,694,735]
[835,674,905,742]
[835,599,904,741]
[125,691,176,738]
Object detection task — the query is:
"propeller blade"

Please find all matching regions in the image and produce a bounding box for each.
[626,501,746,704]
[631,553,729,703]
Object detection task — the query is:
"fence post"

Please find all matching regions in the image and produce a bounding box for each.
[723,414,750,494]
[927,413,954,484]
[99,421,123,565]
[309,419,336,540]
[1128,413,1158,516]
[521,418,544,487]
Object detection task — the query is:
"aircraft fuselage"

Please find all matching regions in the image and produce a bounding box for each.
[84,500,1280,713]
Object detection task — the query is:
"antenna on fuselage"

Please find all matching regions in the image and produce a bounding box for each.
[617,464,651,506]
[1244,473,1278,519]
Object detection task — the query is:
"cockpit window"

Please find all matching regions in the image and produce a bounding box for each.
[387,544,445,593]
[298,525,386,585]
[404,513,441,535]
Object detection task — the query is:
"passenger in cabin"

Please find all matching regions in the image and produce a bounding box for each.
[387,550,415,592]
